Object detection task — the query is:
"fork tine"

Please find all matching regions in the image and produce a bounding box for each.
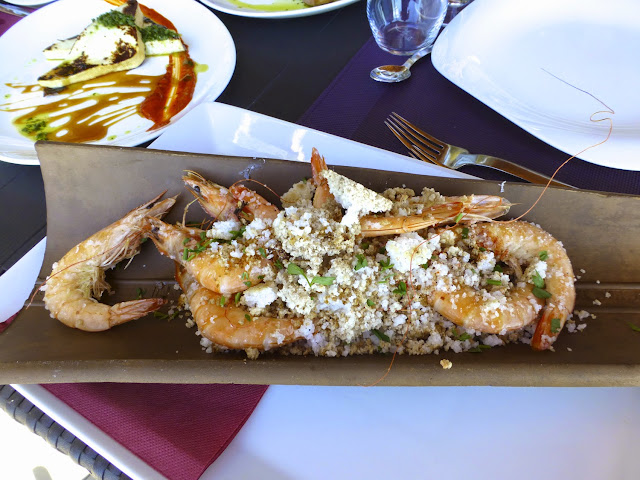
[385,120,439,165]
[385,118,438,159]
[384,120,440,165]
[386,116,441,158]
[389,112,446,151]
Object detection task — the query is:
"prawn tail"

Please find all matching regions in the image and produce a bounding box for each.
[310,148,334,208]
[109,298,167,327]
[531,308,564,351]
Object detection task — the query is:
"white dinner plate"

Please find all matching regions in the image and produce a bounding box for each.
[432,0,640,171]
[149,101,472,179]
[0,0,236,165]
[198,0,359,20]
[3,0,55,6]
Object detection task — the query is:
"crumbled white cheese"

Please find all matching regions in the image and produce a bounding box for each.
[321,169,392,225]
[242,282,277,309]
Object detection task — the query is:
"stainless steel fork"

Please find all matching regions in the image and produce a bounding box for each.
[386,112,575,188]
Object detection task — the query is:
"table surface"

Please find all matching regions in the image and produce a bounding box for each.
[0,2,373,275]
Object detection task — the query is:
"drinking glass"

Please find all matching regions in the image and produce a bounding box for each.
[367,0,448,56]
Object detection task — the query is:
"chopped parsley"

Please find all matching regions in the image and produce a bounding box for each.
[219,295,227,307]
[486,279,502,286]
[371,329,390,343]
[366,299,375,307]
[532,287,552,299]
[539,251,549,261]
[461,227,469,239]
[628,322,640,333]
[287,263,335,288]
[274,258,284,270]
[532,271,545,288]
[454,212,464,223]
[94,11,136,28]
[469,344,492,353]
[258,247,267,258]
[235,292,242,304]
[379,258,393,270]
[393,281,407,298]
[550,318,562,334]
[354,254,367,271]
[229,226,246,240]
[141,23,180,42]
[136,288,145,299]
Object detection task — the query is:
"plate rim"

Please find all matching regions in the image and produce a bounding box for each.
[0,0,236,166]
[198,0,360,19]
[432,0,640,171]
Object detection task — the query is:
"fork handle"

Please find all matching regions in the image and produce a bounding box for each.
[456,154,576,188]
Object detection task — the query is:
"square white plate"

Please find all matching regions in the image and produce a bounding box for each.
[432,0,640,171]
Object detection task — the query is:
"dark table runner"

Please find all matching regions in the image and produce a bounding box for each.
[300,37,640,195]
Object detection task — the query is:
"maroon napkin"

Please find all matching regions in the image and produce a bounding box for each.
[299,37,640,195]
[43,383,267,480]
[0,314,16,334]
[0,11,25,35]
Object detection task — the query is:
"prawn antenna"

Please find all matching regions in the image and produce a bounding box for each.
[505,69,614,222]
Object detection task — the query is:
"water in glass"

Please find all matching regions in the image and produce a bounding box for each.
[367,0,448,56]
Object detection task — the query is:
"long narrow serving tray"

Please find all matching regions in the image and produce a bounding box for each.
[1,142,639,386]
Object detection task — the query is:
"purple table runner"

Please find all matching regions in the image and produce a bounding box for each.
[300,37,640,195]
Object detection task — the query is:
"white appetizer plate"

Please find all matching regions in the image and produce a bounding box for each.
[432,0,640,171]
[0,0,235,165]
[149,102,472,178]
[198,0,359,20]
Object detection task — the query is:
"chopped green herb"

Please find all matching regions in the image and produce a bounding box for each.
[452,328,472,341]
[532,271,545,288]
[229,226,246,240]
[287,263,334,288]
[235,292,242,304]
[366,299,375,307]
[274,258,284,270]
[479,247,486,252]
[493,264,503,273]
[244,281,252,287]
[241,271,248,280]
[311,276,336,286]
[153,310,178,321]
[219,295,227,307]
[361,242,370,251]
[378,274,392,284]
[258,247,267,258]
[378,247,387,254]
[287,263,305,276]
[550,318,561,333]
[371,329,390,343]
[379,258,393,270]
[182,247,189,260]
[486,279,502,286]
[539,251,549,261]
[461,227,469,239]
[140,23,180,42]
[244,314,252,322]
[419,262,430,269]
[258,275,265,281]
[628,322,640,333]
[532,287,552,299]
[469,344,492,353]
[136,288,145,299]
[183,238,190,245]
[94,11,136,28]
[354,254,367,271]
[454,212,464,223]
[393,281,407,298]
[200,231,207,241]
